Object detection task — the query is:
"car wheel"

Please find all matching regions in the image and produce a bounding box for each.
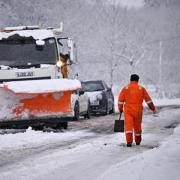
[84,102,91,119]
[73,101,79,121]
[103,103,109,115]
[109,104,115,114]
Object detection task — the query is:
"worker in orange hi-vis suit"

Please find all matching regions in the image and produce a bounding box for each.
[60,53,70,78]
[118,74,156,147]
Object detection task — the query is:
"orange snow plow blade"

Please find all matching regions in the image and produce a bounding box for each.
[0,79,81,121]
[13,91,72,116]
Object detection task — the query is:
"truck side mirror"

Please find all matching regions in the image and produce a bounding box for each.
[57,39,63,46]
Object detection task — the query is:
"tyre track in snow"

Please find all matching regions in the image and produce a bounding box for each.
[0,113,141,171]
[68,114,117,134]
[0,113,118,170]
[0,133,97,169]
[0,114,115,169]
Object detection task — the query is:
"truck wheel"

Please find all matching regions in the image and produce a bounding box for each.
[56,122,68,129]
[61,122,68,129]
[73,102,79,121]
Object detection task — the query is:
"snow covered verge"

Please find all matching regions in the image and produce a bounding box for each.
[153,98,180,107]
[0,129,95,151]
[106,0,145,9]
[99,125,180,180]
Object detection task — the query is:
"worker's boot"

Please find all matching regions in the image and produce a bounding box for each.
[127,142,132,147]
[126,132,133,147]
[135,135,141,146]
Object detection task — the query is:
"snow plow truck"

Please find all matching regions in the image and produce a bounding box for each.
[0,25,82,129]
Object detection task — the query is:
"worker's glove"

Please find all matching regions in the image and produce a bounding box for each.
[119,110,123,114]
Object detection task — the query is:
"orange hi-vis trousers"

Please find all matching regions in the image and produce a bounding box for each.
[118,81,155,144]
[124,108,142,144]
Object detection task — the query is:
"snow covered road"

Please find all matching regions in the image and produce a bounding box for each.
[0,106,180,180]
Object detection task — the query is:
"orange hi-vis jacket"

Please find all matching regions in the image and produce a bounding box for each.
[118,81,155,113]
[118,81,155,144]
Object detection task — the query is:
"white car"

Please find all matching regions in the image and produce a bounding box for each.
[72,88,90,120]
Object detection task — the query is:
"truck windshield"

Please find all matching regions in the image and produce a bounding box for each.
[0,36,58,66]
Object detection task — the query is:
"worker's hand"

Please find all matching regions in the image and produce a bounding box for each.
[119,110,123,114]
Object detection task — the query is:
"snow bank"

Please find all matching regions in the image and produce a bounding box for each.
[0,128,95,150]
[153,98,180,107]
[120,0,145,9]
[98,124,180,180]
[106,0,145,9]
[2,79,81,94]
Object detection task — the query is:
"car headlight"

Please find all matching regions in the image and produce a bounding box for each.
[96,94,103,100]
[56,60,63,67]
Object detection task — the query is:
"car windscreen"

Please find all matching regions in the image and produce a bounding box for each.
[82,81,104,92]
[0,35,58,66]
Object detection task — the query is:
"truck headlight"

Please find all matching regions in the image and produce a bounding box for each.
[56,60,63,67]
[96,94,103,100]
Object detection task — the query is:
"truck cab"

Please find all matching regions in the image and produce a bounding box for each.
[0,26,75,82]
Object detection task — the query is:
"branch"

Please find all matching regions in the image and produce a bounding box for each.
[114,53,133,64]
[134,50,146,67]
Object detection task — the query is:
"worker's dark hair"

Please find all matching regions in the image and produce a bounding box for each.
[60,53,70,60]
[130,74,139,82]
[64,54,70,60]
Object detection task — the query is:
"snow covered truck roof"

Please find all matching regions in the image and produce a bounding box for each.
[0,26,62,40]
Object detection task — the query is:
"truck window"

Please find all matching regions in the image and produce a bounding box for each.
[0,36,58,66]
